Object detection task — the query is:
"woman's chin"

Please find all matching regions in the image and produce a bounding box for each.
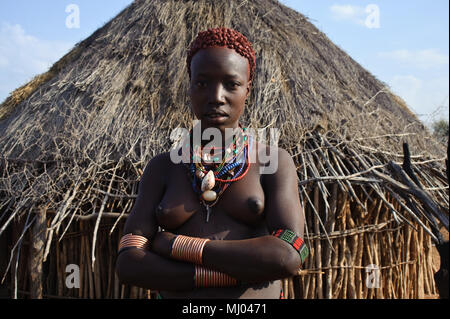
[204,115,228,125]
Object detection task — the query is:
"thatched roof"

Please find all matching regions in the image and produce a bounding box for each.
[0,0,447,299]
[0,0,444,158]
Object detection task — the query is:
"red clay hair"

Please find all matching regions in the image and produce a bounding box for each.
[187,27,256,82]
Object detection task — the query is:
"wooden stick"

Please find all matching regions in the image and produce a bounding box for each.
[83,222,94,299]
[94,241,102,298]
[106,235,113,299]
[288,277,294,299]
[43,188,72,262]
[372,196,384,299]
[306,196,316,299]
[61,236,67,297]
[313,187,323,299]
[333,201,347,298]
[363,234,373,298]
[425,231,437,295]
[114,273,120,299]
[355,220,364,298]
[28,207,46,298]
[331,195,346,298]
[282,279,288,299]
[383,206,393,298]
[302,199,312,298]
[346,211,358,299]
[324,184,337,299]
[92,162,120,269]
[332,152,365,209]
[417,226,424,298]
[375,163,448,230]
[404,225,412,298]
[79,222,85,298]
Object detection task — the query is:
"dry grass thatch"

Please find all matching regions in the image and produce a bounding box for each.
[0,0,448,299]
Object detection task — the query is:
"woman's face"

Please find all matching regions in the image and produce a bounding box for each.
[189,47,251,133]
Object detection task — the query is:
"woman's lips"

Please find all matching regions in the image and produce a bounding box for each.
[204,113,228,123]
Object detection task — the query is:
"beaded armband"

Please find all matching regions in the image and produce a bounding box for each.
[272,229,309,264]
[118,233,150,255]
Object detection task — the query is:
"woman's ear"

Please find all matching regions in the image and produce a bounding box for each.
[246,80,252,98]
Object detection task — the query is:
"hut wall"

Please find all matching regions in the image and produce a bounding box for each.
[1,184,437,299]
[293,185,437,299]
[2,217,154,299]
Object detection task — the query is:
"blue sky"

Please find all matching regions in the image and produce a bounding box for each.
[281,0,449,124]
[0,1,448,125]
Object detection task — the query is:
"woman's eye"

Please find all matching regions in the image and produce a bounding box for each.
[227,82,240,89]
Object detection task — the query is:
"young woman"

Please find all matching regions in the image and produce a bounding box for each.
[115,28,308,299]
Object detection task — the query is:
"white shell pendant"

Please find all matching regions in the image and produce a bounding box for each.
[201,170,215,192]
[202,190,217,202]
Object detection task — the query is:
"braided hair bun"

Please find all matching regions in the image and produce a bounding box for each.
[187,28,256,82]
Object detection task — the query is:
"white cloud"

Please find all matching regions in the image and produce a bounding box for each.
[329,4,366,26]
[389,74,449,122]
[379,49,449,121]
[329,4,381,28]
[0,22,73,101]
[378,49,449,69]
[390,75,423,108]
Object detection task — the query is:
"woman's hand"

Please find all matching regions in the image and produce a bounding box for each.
[151,231,177,258]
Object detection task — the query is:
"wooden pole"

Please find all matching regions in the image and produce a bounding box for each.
[313,187,323,299]
[324,184,337,299]
[28,207,47,299]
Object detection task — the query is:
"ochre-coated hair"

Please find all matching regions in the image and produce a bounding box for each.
[187,27,256,82]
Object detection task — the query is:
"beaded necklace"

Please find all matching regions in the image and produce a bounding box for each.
[185,127,252,222]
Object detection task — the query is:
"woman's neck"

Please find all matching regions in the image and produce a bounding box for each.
[192,123,242,149]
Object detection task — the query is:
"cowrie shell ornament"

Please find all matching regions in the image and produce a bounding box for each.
[201,170,215,192]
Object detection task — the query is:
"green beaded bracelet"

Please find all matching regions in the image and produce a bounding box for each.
[272,229,309,264]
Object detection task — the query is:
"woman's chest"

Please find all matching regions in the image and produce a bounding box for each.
[155,163,267,237]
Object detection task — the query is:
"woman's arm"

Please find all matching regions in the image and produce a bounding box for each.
[116,247,195,291]
[115,153,195,291]
[152,148,306,283]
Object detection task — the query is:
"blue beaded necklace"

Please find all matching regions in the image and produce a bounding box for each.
[185,128,251,222]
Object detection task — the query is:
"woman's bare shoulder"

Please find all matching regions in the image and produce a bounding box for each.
[254,141,295,177]
[140,152,173,186]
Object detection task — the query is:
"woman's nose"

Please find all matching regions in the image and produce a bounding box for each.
[208,84,226,105]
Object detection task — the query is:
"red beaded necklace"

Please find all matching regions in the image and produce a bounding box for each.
[185,127,251,222]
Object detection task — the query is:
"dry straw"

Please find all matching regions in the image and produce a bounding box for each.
[0,0,447,299]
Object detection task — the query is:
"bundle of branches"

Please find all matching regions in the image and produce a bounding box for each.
[288,130,447,299]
